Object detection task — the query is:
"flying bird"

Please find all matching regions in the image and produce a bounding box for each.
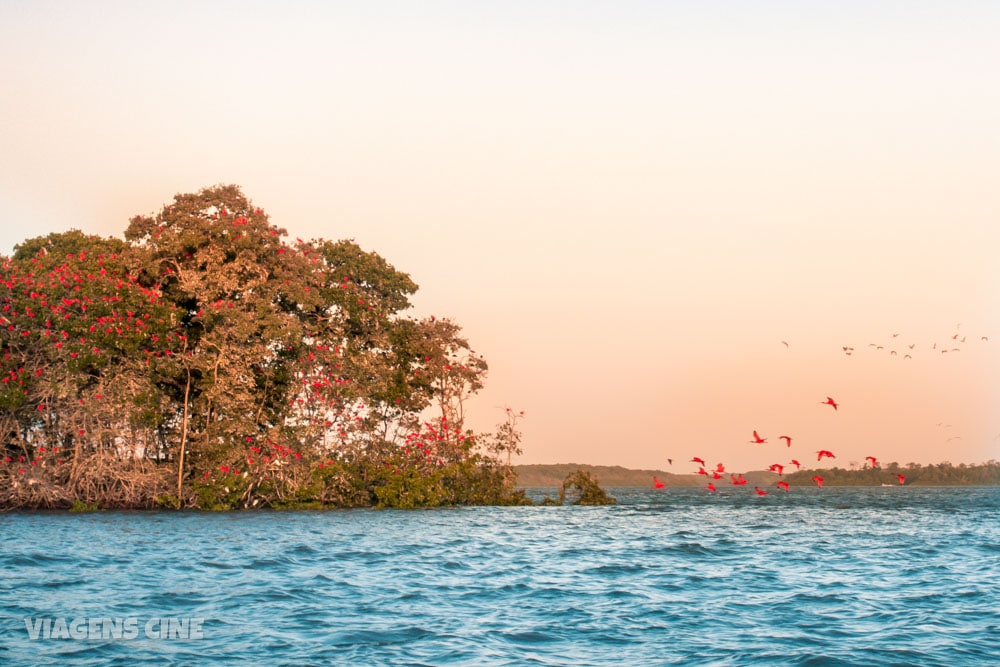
[768,463,785,475]
[779,435,792,447]
[751,430,767,444]
[691,457,706,467]
[754,486,768,496]
[812,475,824,488]
[789,459,802,469]
[706,483,717,493]
[776,480,790,492]
[652,477,665,489]
[822,397,839,410]
[817,450,836,461]
[896,474,906,485]
[865,456,878,468]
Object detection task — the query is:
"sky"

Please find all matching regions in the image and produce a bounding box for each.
[1,1,998,473]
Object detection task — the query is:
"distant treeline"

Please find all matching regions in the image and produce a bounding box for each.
[517,461,1000,488]
[785,461,1000,486]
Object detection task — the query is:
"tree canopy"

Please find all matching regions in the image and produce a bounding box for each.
[0,185,527,510]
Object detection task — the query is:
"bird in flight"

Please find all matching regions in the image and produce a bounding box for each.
[750,430,767,444]
[781,340,789,347]
[768,463,785,475]
[754,486,768,496]
[865,456,878,468]
[691,456,706,467]
[822,397,839,410]
[789,459,802,469]
[817,450,836,461]
[652,476,665,489]
[896,474,906,485]
[779,435,792,447]
[776,480,790,492]
[812,475,824,488]
[706,482,717,493]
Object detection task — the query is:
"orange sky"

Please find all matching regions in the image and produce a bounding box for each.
[1,2,998,472]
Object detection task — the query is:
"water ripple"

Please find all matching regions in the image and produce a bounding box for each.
[2,487,999,665]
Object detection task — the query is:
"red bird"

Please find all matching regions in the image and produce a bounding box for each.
[789,459,802,470]
[706,482,717,493]
[817,450,835,461]
[652,476,665,489]
[776,480,790,492]
[754,486,768,496]
[730,473,748,486]
[691,457,706,467]
[812,475,824,488]
[769,463,785,475]
[751,430,767,444]
[822,396,839,410]
[779,435,792,447]
[865,456,878,468]
[896,474,906,485]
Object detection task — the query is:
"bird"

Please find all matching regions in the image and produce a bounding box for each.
[865,456,878,468]
[750,430,767,444]
[822,397,839,410]
[667,458,673,466]
[769,463,785,475]
[812,475,824,488]
[781,340,789,347]
[779,435,792,447]
[754,486,768,496]
[706,482,717,493]
[789,459,802,469]
[817,450,835,461]
[776,480,790,492]
[691,456,706,467]
[652,477,665,489]
[896,474,906,485]
[730,473,748,486]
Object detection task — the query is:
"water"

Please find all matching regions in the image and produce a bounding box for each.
[2,486,999,666]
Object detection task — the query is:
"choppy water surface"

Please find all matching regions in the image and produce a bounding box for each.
[2,486,1000,665]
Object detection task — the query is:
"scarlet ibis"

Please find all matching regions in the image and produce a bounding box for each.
[822,396,839,410]
[691,457,706,467]
[779,435,792,447]
[754,486,768,496]
[706,483,717,493]
[896,474,906,485]
[789,459,801,469]
[652,477,665,489]
[865,456,878,468]
[776,480,790,492]
[769,463,784,475]
[751,430,767,444]
[817,450,835,461]
[812,475,824,488]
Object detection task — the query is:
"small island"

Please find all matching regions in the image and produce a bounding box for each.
[1,185,584,511]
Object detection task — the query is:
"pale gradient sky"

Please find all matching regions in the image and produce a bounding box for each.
[2,1,998,473]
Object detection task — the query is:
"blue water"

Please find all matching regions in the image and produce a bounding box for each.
[2,487,1000,666]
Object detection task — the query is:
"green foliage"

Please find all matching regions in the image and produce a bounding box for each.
[69,500,99,513]
[559,469,617,505]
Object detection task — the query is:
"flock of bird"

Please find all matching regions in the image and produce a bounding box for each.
[654,325,990,495]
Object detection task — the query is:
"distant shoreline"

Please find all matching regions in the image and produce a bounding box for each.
[514,462,1000,487]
